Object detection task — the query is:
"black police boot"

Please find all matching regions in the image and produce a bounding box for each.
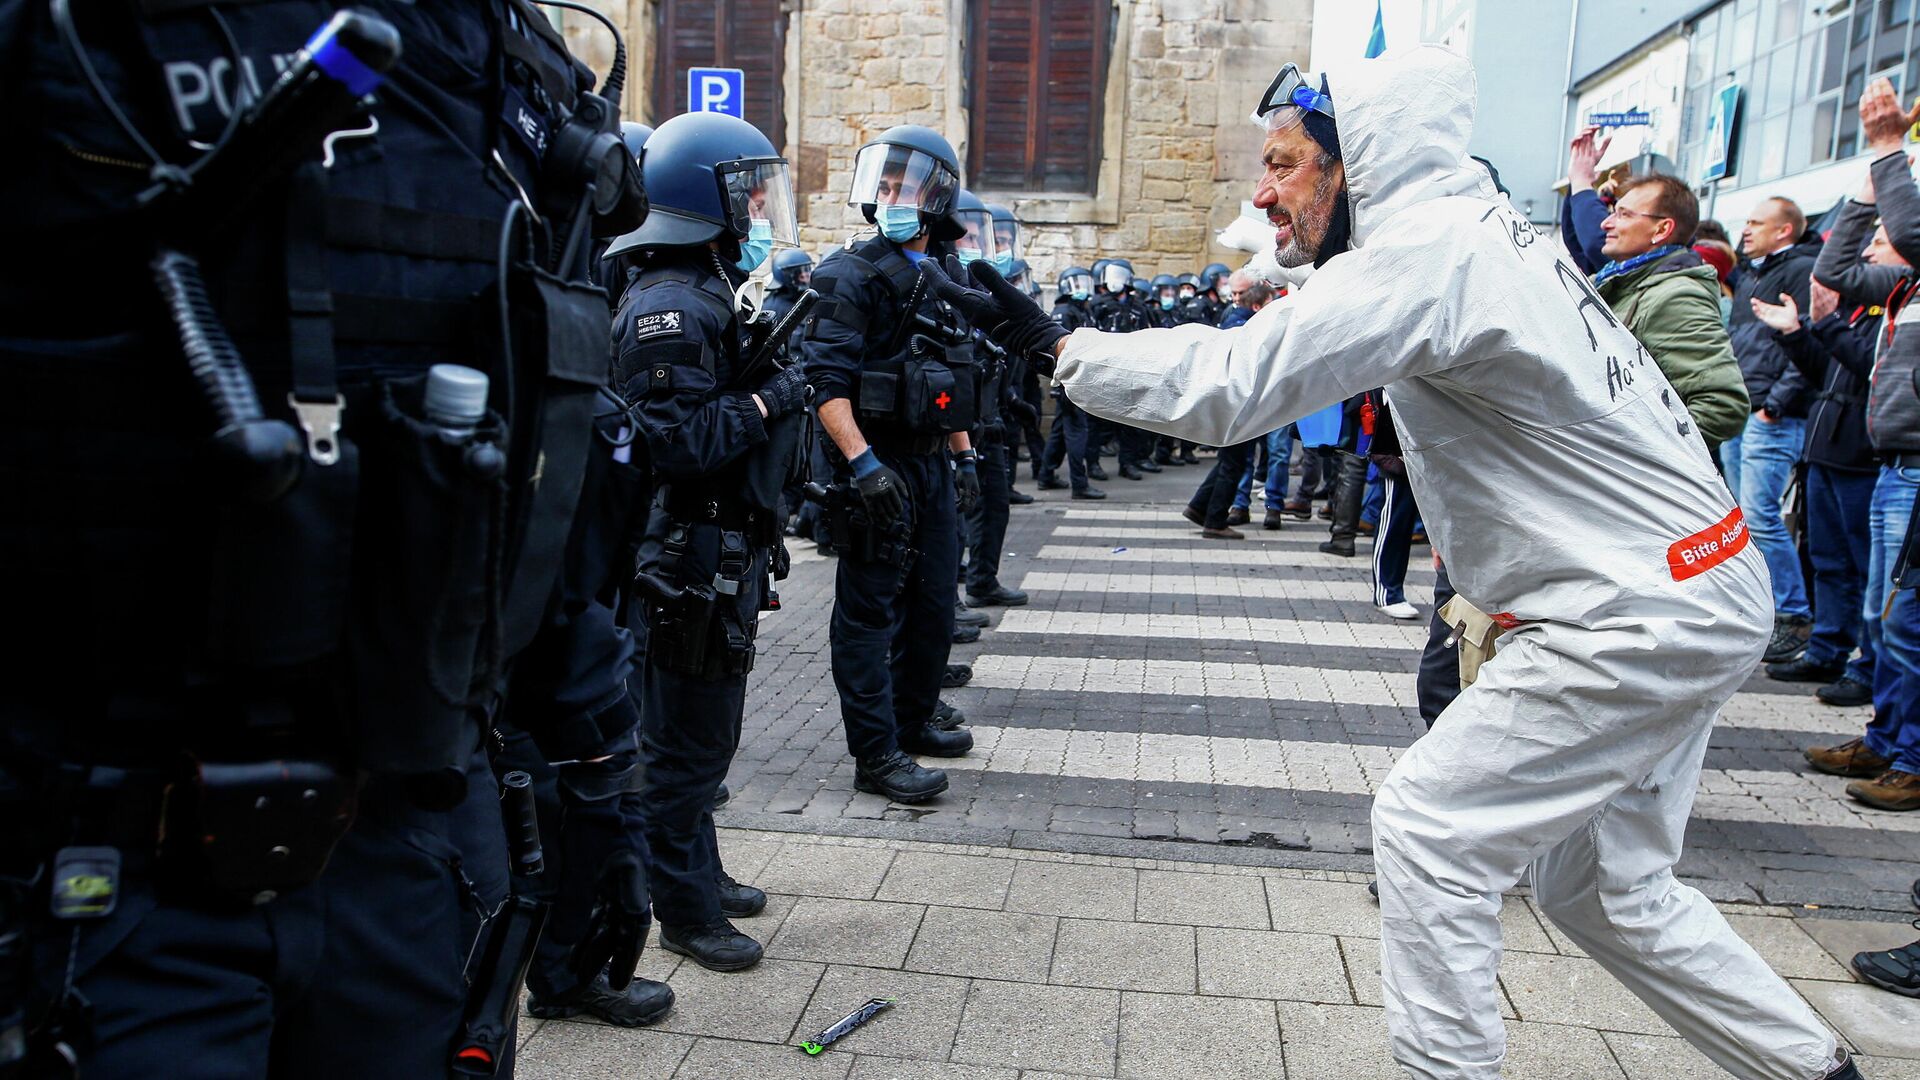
[711,783,730,810]
[1153,449,1176,466]
[954,602,990,627]
[932,699,967,728]
[855,751,950,803]
[1072,486,1108,500]
[1319,539,1356,557]
[527,973,675,1027]
[899,722,973,757]
[951,623,981,644]
[1136,458,1163,473]
[1179,448,1202,465]
[1766,656,1846,684]
[1008,487,1035,505]
[1037,473,1067,490]
[941,664,973,689]
[1087,461,1109,481]
[660,919,763,973]
[716,872,767,918]
[966,584,1029,608]
[1119,463,1144,481]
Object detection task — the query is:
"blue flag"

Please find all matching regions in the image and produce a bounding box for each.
[1366,0,1387,58]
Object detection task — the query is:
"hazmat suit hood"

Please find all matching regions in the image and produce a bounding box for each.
[1318,45,1499,253]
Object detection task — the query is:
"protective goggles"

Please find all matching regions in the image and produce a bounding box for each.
[719,158,800,247]
[848,143,958,216]
[1253,63,1335,130]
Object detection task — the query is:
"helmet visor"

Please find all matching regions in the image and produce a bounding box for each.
[1101,265,1131,292]
[720,158,800,248]
[950,207,1000,264]
[1060,271,1094,296]
[993,218,1018,257]
[849,143,958,215]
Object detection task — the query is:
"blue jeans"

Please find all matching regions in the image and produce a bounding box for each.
[1864,465,1920,774]
[1737,414,1809,617]
[1361,467,1385,526]
[1719,432,1743,505]
[1235,427,1292,510]
[1804,464,1876,682]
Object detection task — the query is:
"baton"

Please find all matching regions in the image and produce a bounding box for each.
[739,288,819,386]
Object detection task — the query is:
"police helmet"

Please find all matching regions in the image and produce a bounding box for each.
[1177,272,1201,289]
[770,247,813,289]
[1150,273,1177,289]
[1007,257,1040,299]
[1200,263,1232,292]
[947,189,1001,264]
[987,203,1019,263]
[850,124,961,227]
[1131,276,1150,294]
[1099,258,1134,293]
[620,121,654,161]
[1057,265,1095,299]
[602,111,798,261]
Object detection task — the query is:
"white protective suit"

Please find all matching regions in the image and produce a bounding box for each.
[1055,46,1841,1080]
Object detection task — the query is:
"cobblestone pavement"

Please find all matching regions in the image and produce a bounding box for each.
[723,456,1920,918]
[514,829,1920,1079]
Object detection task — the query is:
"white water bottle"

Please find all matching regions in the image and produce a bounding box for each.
[423,364,489,441]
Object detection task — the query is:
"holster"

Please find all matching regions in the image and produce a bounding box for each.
[158,759,360,906]
[827,503,918,572]
[645,525,759,681]
[1438,593,1500,687]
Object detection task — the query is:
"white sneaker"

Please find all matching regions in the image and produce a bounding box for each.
[1377,601,1420,620]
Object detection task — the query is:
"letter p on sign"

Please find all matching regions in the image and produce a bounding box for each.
[688,67,745,119]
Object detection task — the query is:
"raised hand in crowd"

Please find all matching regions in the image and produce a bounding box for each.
[1567,124,1611,192]
[1809,279,1841,323]
[1748,291,1801,335]
[1861,76,1920,160]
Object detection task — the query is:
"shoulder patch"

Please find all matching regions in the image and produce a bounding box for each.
[633,310,685,341]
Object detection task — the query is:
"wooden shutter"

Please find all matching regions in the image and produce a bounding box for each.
[651,0,787,149]
[970,0,1109,193]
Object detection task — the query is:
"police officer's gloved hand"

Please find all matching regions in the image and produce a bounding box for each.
[754,363,808,420]
[571,849,651,990]
[953,450,981,513]
[922,258,1071,378]
[849,449,907,528]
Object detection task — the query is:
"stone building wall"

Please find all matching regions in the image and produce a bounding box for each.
[553,0,1313,285]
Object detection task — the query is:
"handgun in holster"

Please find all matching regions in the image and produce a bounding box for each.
[803,482,917,572]
[451,771,546,1076]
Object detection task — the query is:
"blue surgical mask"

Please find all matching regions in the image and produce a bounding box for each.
[735,219,773,274]
[956,247,981,266]
[1159,296,1176,310]
[993,251,1014,273]
[878,204,923,242]
[1070,288,1090,301]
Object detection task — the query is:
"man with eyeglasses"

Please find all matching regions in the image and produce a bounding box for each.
[1590,174,1750,464]
[920,46,1860,1080]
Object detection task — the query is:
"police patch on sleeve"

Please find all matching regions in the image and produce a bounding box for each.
[633,310,685,341]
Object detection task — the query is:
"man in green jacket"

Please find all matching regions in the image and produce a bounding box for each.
[1593,174,1751,461]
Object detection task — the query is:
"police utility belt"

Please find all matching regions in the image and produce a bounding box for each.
[643,517,764,682]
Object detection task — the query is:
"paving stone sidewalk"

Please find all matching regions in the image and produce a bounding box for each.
[514,827,1920,1079]
[722,460,1920,916]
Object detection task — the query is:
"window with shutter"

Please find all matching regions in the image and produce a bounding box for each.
[969,0,1111,193]
[651,0,788,149]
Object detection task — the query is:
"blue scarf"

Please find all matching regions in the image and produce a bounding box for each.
[1592,244,1684,287]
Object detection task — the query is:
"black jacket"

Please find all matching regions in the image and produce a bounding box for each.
[1813,155,1920,454]
[1729,237,1823,417]
[1778,307,1883,472]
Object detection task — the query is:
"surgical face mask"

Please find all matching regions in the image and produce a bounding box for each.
[1070,287,1091,301]
[1178,287,1196,300]
[1101,267,1130,292]
[955,246,982,265]
[1159,295,1176,310]
[993,251,1015,273]
[878,204,923,242]
[735,219,774,274]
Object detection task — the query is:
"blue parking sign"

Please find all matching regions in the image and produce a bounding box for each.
[687,67,745,118]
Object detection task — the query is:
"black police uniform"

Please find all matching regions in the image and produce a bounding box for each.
[1087,287,1155,473]
[805,235,973,796]
[1041,295,1099,494]
[963,334,1021,604]
[613,254,786,950]
[0,4,625,1074]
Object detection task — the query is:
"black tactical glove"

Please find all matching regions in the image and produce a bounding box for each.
[922,257,1071,378]
[570,849,651,990]
[754,363,808,421]
[953,450,981,513]
[851,452,907,528]
[1008,396,1041,427]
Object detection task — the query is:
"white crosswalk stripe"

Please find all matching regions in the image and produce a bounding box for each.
[1035,543,1436,571]
[993,610,1430,650]
[1053,523,1335,544]
[936,726,1920,833]
[1016,570,1434,606]
[964,653,1865,735]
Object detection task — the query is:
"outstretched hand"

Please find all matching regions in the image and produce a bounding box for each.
[920,255,1007,335]
[1861,77,1920,158]
[1749,291,1801,334]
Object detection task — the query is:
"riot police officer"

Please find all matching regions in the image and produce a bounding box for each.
[1002,257,1048,500]
[802,125,977,803]
[1175,272,1207,322]
[2,3,644,1075]
[601,111,808,971]
[1147,273,1184,326]
[1088,259,1155,479]
[766,248,814,320]
[1038,266,1105,499]
[951,192,1025,609]
[1199,262,1235,324]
